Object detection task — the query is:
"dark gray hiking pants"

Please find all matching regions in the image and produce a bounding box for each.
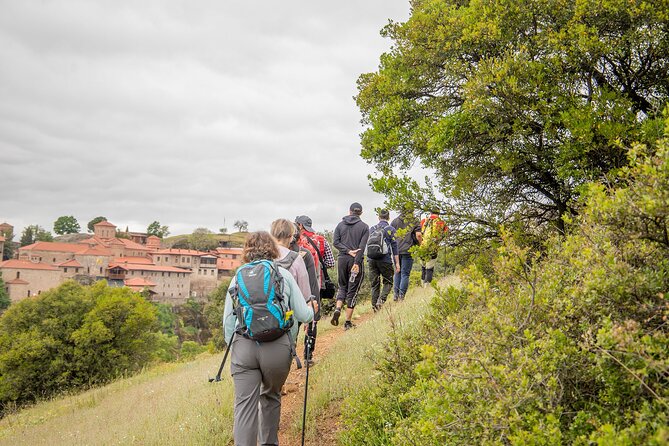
[230,334,292,446]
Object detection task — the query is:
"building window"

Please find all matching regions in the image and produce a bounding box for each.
[76,268,79,273]
[100,267,103,274]
[64,267,68,273]
[53,258,56,262]
[27,290,31,297]
[187,257,191,263]
[16,271,20,279]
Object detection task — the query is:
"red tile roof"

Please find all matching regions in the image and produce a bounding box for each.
[0,260,60,271]
[6,278,29,285]
[108,263,191,273]
[78,247,113,256]
[118,238,150,250]
[20,241,89,254]
[124,277,157,287]
[94,221,116,227]
[152,248,208,256]
[58,259,83,268]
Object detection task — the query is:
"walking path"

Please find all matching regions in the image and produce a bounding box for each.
[278,311,376,445]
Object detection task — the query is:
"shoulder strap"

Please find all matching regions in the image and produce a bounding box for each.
[305,236,332,281]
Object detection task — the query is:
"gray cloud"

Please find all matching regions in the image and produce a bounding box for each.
[0,0,409,236]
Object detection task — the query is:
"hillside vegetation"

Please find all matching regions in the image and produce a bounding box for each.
[340,130,669,444]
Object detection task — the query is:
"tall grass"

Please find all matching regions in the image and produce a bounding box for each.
[288,277,460,442]
[0,354,235,445]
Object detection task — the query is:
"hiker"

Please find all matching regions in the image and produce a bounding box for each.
[223,231,318,446]
[390,208,423,300]
[271,218,312,301]
[295,215,335,290]
[366,209,400,311]
[332,202,369,330]
[271,218,320,366]
[419,211,447,287]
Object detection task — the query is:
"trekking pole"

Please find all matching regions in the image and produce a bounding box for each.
[209,332,234,383]
[301,322,314,446]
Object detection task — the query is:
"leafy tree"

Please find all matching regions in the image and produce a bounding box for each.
[19,225,53,246]
[219,227,228,234]
[0,277,9,311]
[87,216,107,233]
[356,0,669,246]
[146,221,170,238]
[233,220,248,232]
[0,281,159,412]
[53,216,81,235]
[189,228,218,251]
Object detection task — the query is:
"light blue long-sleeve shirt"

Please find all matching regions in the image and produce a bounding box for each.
[223,265,314,344]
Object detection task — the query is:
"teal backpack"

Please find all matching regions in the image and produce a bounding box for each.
[231,260,294,342]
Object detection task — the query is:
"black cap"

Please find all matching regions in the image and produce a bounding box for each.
[349,202,363,214]
[295,215,315,233]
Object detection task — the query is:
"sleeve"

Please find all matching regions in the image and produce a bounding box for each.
[301,250,320,299]
[333,223,346,252]
[282,270,314,324]
[290,256,313,301]
[223,279,238,344]
[387,226,399,257]
[355,224,369,264]
[323,240,335,268]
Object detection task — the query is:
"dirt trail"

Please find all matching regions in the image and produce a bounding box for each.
[278,311,375,445]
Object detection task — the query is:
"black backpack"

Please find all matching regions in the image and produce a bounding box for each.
[230,260,294,342]
[366,225,390,260]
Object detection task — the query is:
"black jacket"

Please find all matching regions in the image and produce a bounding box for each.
[333,215,369,265]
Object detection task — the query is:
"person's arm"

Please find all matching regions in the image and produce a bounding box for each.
[282,270,315,323]
[223,279,238,344]
[333,224,346,253]
[291,256,313,301]
[300,249,320,298]
[355,225,369,265]
[323,240,335,268]
[388,227,400,272]
[415,224,423,244]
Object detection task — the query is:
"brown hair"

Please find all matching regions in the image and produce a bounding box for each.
[270,218,295,243]
[242,231,280,263]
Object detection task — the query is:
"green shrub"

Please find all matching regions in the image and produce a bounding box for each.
[343,124,669,444]
[0,281,160,412]
[179,340,206,361]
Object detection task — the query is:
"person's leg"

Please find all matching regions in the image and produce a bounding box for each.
[344,263,364,328]
[332,256,349,325]
[393,265,401,300]
[378,261,394,305]
[399,254,414,298]
[424,257,437,284]
[369,260,381,309]
[257,335,292,446]
[230,338,262,446]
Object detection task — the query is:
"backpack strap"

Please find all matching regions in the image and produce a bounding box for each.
[305,236,332,282]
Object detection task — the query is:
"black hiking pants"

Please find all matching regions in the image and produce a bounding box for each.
[336,255,364,308]
[368,259,394,309]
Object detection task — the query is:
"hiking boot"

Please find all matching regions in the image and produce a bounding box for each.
[344,321,355,331]
[305,358,316,367]
[330,308,341,326]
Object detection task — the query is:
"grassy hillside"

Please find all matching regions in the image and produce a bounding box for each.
[0,355,234,445]
[0,280,455,445]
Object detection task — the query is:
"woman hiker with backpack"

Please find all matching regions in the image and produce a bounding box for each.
[223,231,319,446]
[271,218,320,366]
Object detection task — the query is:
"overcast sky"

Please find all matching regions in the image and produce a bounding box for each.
[0,0,410,236]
